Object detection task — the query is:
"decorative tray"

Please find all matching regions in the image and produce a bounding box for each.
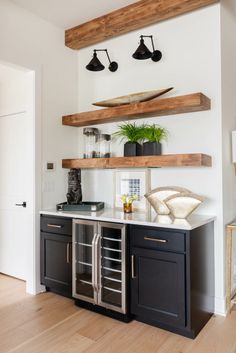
[56,202,104,212]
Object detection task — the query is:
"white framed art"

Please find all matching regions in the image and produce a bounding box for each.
[113,169,150,211]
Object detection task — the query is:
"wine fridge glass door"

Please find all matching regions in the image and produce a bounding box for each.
[73,219,97,304]
[98,222,126,314]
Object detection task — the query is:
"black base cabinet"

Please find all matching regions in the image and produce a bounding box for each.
[40,214,214,338]
[131,247,186,327]
[40,216,72,298]
[129,222,215,339]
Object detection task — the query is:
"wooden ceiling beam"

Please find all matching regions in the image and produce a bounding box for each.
[65,0,219,50]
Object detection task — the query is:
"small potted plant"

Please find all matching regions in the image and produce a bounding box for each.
[121,194,138,213]
[113,122,144,157]
[142,124,168,156]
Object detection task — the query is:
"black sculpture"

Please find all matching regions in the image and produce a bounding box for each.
[66,168,82,205]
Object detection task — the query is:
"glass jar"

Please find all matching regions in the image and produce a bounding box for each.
[95,134,111,158]
[83,127,99,159]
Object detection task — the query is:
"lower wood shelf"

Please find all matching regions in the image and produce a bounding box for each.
[62,154,212,169]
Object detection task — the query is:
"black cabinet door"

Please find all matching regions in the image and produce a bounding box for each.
[131,247,186,327]
[41,232,72,298]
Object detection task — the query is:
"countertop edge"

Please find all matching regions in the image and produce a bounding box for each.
[39,209,216,231]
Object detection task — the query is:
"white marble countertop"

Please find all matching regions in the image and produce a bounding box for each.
[40,208,215,231]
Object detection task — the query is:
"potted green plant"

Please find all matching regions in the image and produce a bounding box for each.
[142,124,168,156]
[113,122,144,157]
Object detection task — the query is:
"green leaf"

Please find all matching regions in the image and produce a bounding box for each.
[143,124,169,143]
[113,122,169,144]
[113,122,146,143]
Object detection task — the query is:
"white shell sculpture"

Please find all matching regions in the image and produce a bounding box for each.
[154,215,174,225]
[145,186,191,215]
[164,193,204,219]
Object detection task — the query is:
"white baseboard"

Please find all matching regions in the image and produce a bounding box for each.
[26,282,45,295]
[214,296,226,316]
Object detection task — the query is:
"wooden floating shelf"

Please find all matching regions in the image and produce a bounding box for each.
[62,93,211,127]
[65,0,219,50]
[62,154,212,169]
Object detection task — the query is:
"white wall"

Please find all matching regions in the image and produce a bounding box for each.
[221,1,236,294]
[0,0,78,209]
[0,64,28,115]
[77,4,225,313]
[0,0,78,293]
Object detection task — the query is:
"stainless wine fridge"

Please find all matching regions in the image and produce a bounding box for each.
[72,219,127,314]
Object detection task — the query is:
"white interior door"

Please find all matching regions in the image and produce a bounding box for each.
[0,65,34,282]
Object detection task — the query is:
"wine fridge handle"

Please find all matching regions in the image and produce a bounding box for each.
[94,233,101,292]
[92,233,97,291]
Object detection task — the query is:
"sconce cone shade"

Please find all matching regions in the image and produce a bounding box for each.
[86,52,105,71]
[132,38,152,60]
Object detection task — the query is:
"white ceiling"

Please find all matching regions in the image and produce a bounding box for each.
[8,1,236,32]
[9,0,138,29]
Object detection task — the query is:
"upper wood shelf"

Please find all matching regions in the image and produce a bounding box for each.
[65,0,219,50]
[62,93,210,128]
[62,154,212,169]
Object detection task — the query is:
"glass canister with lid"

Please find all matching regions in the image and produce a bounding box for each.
[95,134,111,158]
[83,127,99,158]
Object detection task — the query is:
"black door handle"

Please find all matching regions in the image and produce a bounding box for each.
[15,202,27,208]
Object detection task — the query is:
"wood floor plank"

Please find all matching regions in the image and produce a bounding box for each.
[153,334,190,353]
[50,333,93,353]
[1,274,236,353]
[0,292,76,336]
[0,274,24,292]
[0,326,33,353]
[8,312,95,353]
[19,298,79,335]
[82,321,170,353]
[181,313,236,353]
[77,313,122,341]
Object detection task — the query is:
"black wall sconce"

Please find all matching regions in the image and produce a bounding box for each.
[86,49,118,72]
[132,35,162,62]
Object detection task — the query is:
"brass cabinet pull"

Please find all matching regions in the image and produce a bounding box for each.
[67,243,70,263]
[144,236,168,243]
[47,224,62,229]
[131,255,136,279]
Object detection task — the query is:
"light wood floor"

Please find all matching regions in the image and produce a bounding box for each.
[1,274,236,353]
